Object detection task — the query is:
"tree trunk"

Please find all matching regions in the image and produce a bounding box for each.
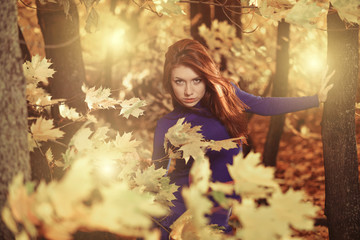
[214,0,242,38]
[263,20,290,167]
[36,0,86,114]
[213,0,242,71]
[322,8,360,239]
[36,0,87,180]
[190,2,211,46]
[104,0,118,89]
[0,1,31,239]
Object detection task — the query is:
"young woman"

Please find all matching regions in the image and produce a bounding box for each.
[152,39,333,239]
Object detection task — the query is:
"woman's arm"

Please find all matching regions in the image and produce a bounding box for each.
[234,69,334,116]
[234,87,319,116]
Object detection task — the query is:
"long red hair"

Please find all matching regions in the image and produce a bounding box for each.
[163,39,248,139]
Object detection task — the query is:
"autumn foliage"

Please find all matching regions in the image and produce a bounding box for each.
[3,0,360,239]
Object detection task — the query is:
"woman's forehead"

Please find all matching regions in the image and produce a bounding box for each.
[171,65,200,79]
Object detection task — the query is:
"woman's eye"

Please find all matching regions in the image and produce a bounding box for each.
[193,79,202,84]
[175,80,184,85]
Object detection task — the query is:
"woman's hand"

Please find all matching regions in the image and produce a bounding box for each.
[318,67,335,103]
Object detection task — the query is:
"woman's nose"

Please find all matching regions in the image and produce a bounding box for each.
[184,84,193,96]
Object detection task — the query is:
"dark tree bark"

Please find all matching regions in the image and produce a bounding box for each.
[18,25,52,183]
[35,0,87,180]
[262,20,290,167]
[36,0,86,114]
[213,0,242,71]
[321,8,360,239]
[214,0,242,38]
[190,2,211,46]
[18,25,31,62]
[104,0,118,89]
[0,1,31,239]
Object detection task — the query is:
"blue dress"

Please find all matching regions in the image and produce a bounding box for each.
[152,86,319,239]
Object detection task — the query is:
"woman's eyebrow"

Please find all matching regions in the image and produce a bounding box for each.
[174,76,201,80]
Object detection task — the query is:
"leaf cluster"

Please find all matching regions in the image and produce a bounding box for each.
[165,120,320,240]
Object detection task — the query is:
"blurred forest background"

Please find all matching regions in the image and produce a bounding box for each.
[2,0,359,239]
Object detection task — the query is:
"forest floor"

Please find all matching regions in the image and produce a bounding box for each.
[247,108,360,240]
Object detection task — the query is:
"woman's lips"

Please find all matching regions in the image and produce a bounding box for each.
[183,98,196,103]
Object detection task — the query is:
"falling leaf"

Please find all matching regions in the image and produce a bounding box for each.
[30,117,65,143]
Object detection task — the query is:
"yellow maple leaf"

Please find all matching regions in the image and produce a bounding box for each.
[207,137,243,152]
[69,127,93,151]
[164,118,204,149]
[228,152,279,198]
[59,104,81,120]
[113,132,141,153]
[182,186,212,227]
[233,188,319,240]
[189,153,211,193]
[82,84,121,110]
[119,97,146,119]
[26,84,64,107]
[269,189,319,230]
[170,210,197,240]
[30,117,64,142]
[179,141,208,163]
[23,55,55,85]
[232,199,279,240]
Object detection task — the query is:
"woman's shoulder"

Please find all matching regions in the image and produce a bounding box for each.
[155,110,182,130]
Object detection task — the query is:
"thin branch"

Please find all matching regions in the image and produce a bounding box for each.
[151,216,171,234]
[49,140,68,148]
[215,0,258,34]
[32,133,46,157]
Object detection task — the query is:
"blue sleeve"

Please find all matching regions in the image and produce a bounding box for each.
[234,85,319,116]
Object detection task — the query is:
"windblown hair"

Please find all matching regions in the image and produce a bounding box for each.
[163,39,248,139]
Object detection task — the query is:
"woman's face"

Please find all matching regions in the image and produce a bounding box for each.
[171,65,206,107]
